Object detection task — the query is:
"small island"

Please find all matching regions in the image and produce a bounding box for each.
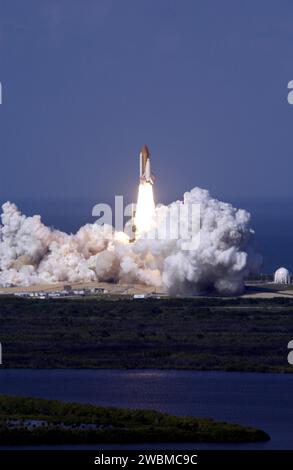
[0,396,269,444]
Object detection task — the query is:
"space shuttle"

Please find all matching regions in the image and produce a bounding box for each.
[139,144,154,185]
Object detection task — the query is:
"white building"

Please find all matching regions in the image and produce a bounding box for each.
[274,267,291,284]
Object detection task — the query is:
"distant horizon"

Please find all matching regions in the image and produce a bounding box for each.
[0,1,292,284]
[0,194,291,275]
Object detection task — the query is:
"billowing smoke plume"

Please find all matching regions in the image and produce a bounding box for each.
[0,188,262,295]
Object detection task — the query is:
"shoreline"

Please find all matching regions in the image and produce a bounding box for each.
[0,395,270,445]
[0,366,292,373]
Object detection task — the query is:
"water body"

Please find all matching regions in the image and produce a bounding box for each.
[0,369,292,450]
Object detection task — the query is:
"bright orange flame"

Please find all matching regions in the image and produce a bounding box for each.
[135,182,155,237]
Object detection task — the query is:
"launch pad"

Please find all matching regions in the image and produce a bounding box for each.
[1,281,293,299]
[0,280,166,298]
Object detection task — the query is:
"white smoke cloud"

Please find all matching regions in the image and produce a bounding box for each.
[0,188,262,295]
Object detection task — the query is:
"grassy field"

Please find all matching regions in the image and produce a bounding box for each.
[0,295,293,371]
[0,395,269,444]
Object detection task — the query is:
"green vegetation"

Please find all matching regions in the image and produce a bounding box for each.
[0,296,293,371]
[0,395,269,444]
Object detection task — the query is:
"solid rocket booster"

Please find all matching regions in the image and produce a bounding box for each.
[139,144,154,184]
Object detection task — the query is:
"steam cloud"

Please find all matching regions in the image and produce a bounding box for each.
[0,187,262,295]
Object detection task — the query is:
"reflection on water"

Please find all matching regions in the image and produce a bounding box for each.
[0,369,292,449]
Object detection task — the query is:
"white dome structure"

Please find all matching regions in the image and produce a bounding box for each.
[274,267,291,284]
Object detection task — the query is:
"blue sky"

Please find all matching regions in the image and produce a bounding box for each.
[0,0,293,207]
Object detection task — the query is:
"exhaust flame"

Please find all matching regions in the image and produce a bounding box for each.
[135,182,155,237]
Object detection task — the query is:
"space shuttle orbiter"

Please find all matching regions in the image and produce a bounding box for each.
[139,144,154,185]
